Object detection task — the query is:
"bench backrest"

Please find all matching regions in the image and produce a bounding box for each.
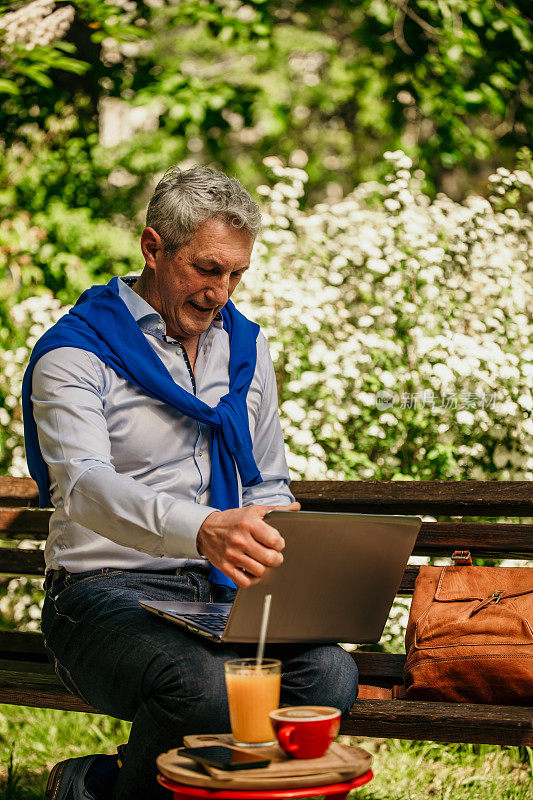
[1,478,532,586]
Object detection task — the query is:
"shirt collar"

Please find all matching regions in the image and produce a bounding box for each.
[118,276,161,327]
[118,275,224,338]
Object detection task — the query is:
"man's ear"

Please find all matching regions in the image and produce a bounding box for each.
[140,227,162,270]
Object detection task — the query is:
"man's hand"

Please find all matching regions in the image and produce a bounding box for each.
[196,502,301,587]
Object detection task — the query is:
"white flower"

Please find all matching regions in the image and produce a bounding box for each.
[291,429,315,448]
[358,392,378,407]
[379,413,398,426]
[517,393,533,411]
[456,411,475,426]
[384,199,401,212]
[366,424,386,438]
[286,453,309,476]
[366,258,390,274]
[380,371,396,388]
[493,446,510,469]
[500,365,521,380]
[281,401,307,424]
[432,363,454,385]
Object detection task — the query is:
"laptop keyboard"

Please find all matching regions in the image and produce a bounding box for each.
[179,612,229,633]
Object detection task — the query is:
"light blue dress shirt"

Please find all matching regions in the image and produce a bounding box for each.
[31,276,294,573]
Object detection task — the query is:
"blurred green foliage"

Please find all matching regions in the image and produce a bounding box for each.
[0,1,531,479]
[1,0,531,203]
[0,0,530,322]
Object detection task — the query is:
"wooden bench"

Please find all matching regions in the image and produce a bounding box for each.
[1,477,532,747]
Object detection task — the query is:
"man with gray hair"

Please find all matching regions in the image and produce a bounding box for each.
[24,167,358,800]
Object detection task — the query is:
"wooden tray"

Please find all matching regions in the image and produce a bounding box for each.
[156,733,373,790]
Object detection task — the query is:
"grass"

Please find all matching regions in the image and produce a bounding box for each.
[349,737,533,800]
[0,706,131,800]
[0,705,531,800]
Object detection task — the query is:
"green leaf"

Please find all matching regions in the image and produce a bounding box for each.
[51,57,90,75]
[15,66,53,88]
[109,23,149,39]
[52,41,77,54]
[0,79,19,95]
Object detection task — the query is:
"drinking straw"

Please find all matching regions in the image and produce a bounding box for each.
[256,593,272,667]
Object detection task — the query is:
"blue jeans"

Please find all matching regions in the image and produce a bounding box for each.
[42,566,358,800]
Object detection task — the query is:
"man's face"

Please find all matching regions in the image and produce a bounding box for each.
[141,216,253,344]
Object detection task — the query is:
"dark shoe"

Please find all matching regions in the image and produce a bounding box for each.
[45,753,120,800]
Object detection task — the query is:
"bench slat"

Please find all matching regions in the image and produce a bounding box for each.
[0,674,96,713]
[414,522,533,558]
[1,477,532,515]
[0,658,59,683]
[0,631,408,685]
[0,553,487,595]
[0,547,421,591]
[293,481,533,515]
[341,699,533,746]
[2,512,533,560]
[353,651,405,681]
[0,665,530,746]
[0,478,39,507]
[0,547,46,576]
[0,508,51,537]
[0,630,48,660]
[10,551,533,596]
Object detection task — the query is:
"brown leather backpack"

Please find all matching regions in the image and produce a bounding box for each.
[403,560,533,704]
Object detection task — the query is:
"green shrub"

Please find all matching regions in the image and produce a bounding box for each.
[238,151,533,481]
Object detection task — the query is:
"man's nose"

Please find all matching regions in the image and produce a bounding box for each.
[205,274,231,304]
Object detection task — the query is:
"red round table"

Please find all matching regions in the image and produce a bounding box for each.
[158,769,374,800]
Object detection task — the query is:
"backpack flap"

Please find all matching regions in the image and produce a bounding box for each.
[414,566,533,649]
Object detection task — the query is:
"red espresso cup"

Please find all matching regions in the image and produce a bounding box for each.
[269,706,341,759]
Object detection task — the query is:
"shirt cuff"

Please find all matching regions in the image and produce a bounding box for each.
[161,500,219,559]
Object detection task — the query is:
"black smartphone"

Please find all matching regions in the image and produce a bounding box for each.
[180,745,270,771]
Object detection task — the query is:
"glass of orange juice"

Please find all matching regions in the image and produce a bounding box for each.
[224,658,281,746]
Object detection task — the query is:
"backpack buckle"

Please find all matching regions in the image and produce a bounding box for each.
[452,550,472,565]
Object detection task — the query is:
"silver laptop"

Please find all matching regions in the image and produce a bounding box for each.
[139,510,421,644]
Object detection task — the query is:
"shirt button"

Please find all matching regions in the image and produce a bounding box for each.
[198,450,203,457]
[157,323,164,331]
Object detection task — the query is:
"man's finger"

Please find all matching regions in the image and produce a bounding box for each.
[235,551,277,578]
[256,501,301,516]
[230,566,262,588]
[249,518,286,551]
[241,540,284,570]
[249,502,299,549]
[281,501,301,511]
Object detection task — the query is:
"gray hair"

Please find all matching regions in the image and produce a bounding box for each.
[146,166,262,255]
